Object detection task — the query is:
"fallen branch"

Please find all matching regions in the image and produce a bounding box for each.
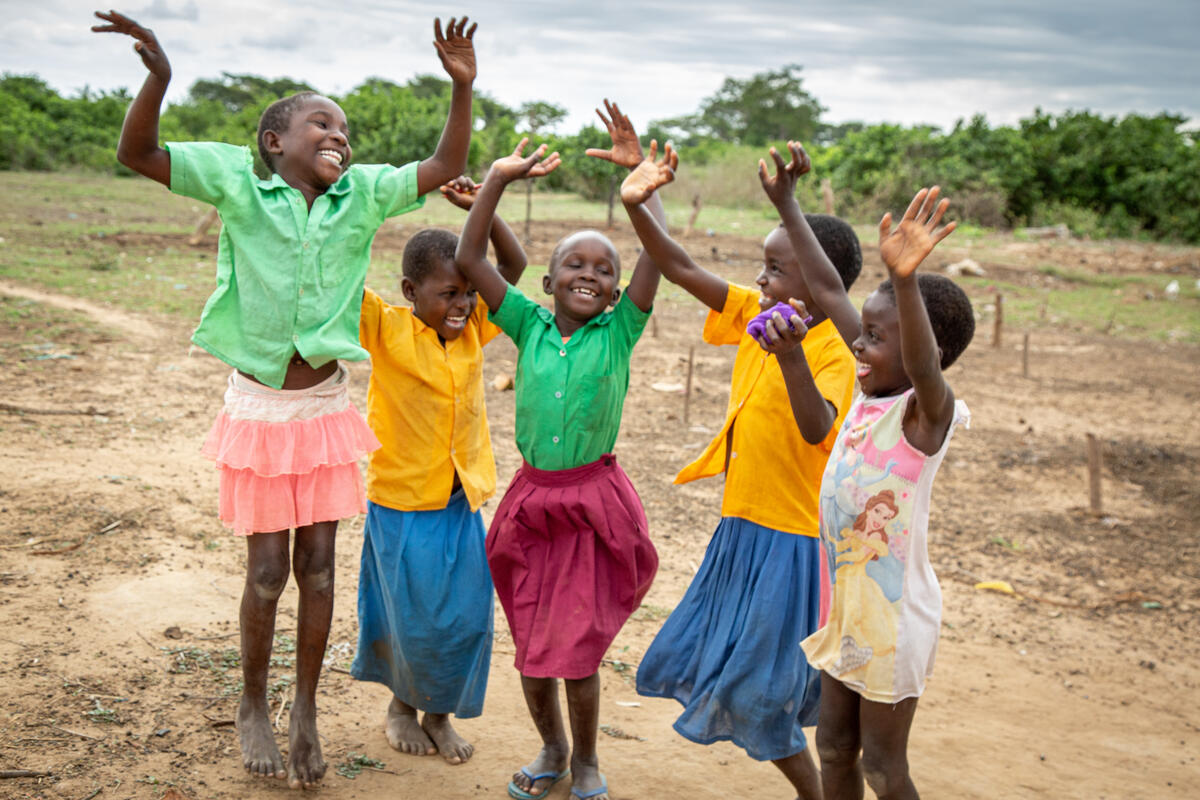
[0,402,119,417]
[31,521,121,556]
[49,726,102,742]
[2,770,52,778]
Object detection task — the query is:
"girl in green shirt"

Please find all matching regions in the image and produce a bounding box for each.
[93,9,478,790]
[454,103,673,800]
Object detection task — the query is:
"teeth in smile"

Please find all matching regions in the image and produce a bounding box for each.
[571,288,598,297]
[318,150,343,165]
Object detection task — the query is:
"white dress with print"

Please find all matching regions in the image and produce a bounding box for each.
[801,388,969,702]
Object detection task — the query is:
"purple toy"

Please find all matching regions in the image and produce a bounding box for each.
[747,302,813,341]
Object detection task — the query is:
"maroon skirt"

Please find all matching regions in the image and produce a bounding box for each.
[486,454,658,679]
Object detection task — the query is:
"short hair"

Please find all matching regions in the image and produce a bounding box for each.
[804,214,862,291]
[257,91,320,172]
[402,228,459,285]
[877,274,975,368]
[548,230,621,274]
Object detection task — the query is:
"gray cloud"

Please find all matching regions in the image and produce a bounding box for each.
[7,0,1196,133]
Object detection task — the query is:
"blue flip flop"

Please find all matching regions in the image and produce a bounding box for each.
[507,767,570,800]
[570,774,608,800]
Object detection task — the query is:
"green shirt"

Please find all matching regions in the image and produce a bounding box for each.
[167,141,424,388]
[490,284,650,470]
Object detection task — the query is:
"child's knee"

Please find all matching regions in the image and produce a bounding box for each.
[294,561,334,595]
[816,725,859,768]
[248,562,289,600]
[861,750,908,798]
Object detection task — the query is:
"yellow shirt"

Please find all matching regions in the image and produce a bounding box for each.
[359,288,501,512]
[675,284,856,536]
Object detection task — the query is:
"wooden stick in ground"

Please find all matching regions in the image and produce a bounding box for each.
[524,179,533,245]
[683,346,695,424]
[821,178,835,215]
[993,292,1003,348]
[1087,433,1102,513]
[606,175,617,229]
[188,206,220,246]
[1022,332,1030,378]
[683,194,703,237]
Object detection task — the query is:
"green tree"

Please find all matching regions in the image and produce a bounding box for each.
[693,64,824,145]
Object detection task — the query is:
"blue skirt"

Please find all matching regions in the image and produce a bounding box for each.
[350,495,493,717]
[636,517,822,761]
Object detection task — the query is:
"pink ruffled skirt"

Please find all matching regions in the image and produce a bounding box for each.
[202,367,381,535]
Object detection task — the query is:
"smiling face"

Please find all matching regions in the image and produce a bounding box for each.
[402,257,478,342]
[543,231,620,334]
[756,227,814,312]
[265,95,352,194]
[853,290,911,397]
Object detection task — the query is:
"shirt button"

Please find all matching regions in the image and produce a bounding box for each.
[292,334,299,342]
[298,288,304,296]
[303,241,310,249]
[559,349,566,357]
[554,391,562,399]
[731,451,738,458]
[552,436,560,444]
[451,447,456,454]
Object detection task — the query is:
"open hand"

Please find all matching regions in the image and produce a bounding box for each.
[753,298,811,355]
[92,10,171,80]
[584,99,644,170]
[433,16,477,84]
[440,175,478,210]
[620,140,678,205]
[879,186,956,279]
[487,138,561,185]
[758,141,810,207]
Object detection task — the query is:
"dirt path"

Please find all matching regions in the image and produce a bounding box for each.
[1,232,1198,799]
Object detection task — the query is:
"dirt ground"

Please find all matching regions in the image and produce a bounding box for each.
[1,217,1198,800]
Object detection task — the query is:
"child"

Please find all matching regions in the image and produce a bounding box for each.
[92,9,478,789]
[622,144,861,799]
[454,104,671,800]
[351,182,528,765]
[764,143,975,799]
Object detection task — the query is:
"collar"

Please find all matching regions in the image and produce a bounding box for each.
[257,168,352,197]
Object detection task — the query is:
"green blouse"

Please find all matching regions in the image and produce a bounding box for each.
[490,284,650,470]
[167,141,424,388]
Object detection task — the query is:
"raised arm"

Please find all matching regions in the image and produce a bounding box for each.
[760,142,861,350]
[440,175,527,286]
[621,143,729,311]
[455,140,559,310]
[880,186,958,452]
[585,99,666,313]
[92,10,171,186]
[416,17,476,196]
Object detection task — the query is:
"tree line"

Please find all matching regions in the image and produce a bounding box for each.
[2,67,1197,243]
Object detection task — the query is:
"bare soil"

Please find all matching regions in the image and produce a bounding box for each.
[1,220,1198,800]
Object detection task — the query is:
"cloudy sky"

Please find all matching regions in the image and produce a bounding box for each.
[6,1,1198,135]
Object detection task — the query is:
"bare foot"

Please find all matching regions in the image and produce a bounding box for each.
[237,694,286,780]
[421,712,473,764]
[286,698,326,790]
[385,697,435,756]
[510,746,569,797]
